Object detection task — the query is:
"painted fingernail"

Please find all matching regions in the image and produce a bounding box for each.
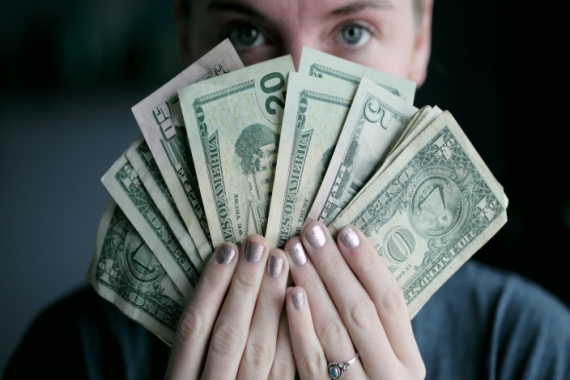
[245,240,263,263]
[306,225,326,248]
[340,227,360,249]
[216,243,236,264]
[289,241,307,265]
[267,255,284,278]
[292,289,305,310]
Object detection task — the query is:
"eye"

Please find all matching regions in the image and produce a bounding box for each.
[227,24,266,48]
[338,24,371,47]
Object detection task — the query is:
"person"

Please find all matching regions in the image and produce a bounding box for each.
[4,0,570,379]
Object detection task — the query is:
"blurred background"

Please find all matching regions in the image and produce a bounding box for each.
[1,0,568,372]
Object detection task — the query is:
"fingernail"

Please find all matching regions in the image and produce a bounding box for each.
[289,241,307,265]
[216,243,236,264]
[267,255,284,278]
[245,241,263,263]
[306,225,326,248]
[340,227,360,249]
[292,289,305,310]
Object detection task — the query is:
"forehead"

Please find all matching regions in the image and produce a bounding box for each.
[190,0,411,19]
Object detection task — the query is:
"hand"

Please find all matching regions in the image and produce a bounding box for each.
[284,221,426,379]
[164,235,296,379]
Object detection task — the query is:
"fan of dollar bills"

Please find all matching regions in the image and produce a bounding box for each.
[86,39,508,345]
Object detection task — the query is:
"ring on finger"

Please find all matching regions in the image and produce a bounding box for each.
[327,352,359,379]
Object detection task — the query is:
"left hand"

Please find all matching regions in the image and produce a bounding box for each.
[284,220,426,379]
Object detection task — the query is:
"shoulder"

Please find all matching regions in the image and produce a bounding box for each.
[3,285,170,379]
[413,259,570,379]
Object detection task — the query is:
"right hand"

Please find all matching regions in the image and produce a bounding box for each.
[164,234,295,379]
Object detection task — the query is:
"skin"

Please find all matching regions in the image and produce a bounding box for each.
[167,0,432,378]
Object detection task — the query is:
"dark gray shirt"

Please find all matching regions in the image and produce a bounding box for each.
[4,260,570,379]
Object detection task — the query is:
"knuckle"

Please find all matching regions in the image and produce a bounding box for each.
[349,297,377,329]
[242,336,274,370]
[296,350,327,379]
[209,322,244,358]
[317,317,346,348]
[382,283,407,317]
[176,303,206,341]
[268,359,296,380]
[234,269,261,294]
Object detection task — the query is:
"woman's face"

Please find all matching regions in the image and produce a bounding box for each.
[181,0,432,86]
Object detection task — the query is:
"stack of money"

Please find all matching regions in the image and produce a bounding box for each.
[86,39,508,345]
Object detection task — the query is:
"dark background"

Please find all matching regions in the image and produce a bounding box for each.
[1,0,568,372]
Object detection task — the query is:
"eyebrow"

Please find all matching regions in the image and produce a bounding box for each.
[206,0,394,19]
[328,0,394,18]
[206,0,266,19]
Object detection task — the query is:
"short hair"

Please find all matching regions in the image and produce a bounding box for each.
[183,0,426,28]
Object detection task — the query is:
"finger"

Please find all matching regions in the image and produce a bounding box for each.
[286,286,328,379]
[238,249,289,379]
[300,221,393,367]
[202,235,269,379]
[165,242,238,380]
[285,236,356,366]
[336,225,423,367]
[268,308,297,380]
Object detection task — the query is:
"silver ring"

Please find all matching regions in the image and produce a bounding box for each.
[328,352,359,379]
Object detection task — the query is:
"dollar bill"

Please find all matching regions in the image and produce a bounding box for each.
[298,46,416,103]
[101,146,201,299]
[179,55,295,246]
[307,77,418,226]
[86,198,185,346]
[132,39,244,261]
[125,135,204,268]
[329,111,508,318]
[265,71,357,249]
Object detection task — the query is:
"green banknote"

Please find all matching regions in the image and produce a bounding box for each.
[125,135,204,268]
[307,77,418,226]
[298,46,416,103]
[265,71,357,249]
[86,198,185,346]
[179,55,295,246]
[329,111,508,318]
[102,147,201,299]
[132,39,244,261]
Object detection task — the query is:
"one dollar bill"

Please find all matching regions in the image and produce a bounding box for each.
[329,111,508,318]
[101,147,201,299]
[86,198,185,346]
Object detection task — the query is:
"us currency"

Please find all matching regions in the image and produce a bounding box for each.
[86,198,185,346]
[298,46,416,103]
[125,134,204,268]
[179,55,295,247]
[132,39,244,261]
[265,71,357,249]
[101,146,201,299]
[342,106,443,214]
[307,77,418,226]
[329,111,508,318]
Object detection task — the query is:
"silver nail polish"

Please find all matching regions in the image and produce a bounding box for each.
[245,241,263,263]
[289,241,307,265]
[306,225,326,248]
[340,227,360,249]
[216,244,235,264]
[267,255,284,278]
[293,289,305,310]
